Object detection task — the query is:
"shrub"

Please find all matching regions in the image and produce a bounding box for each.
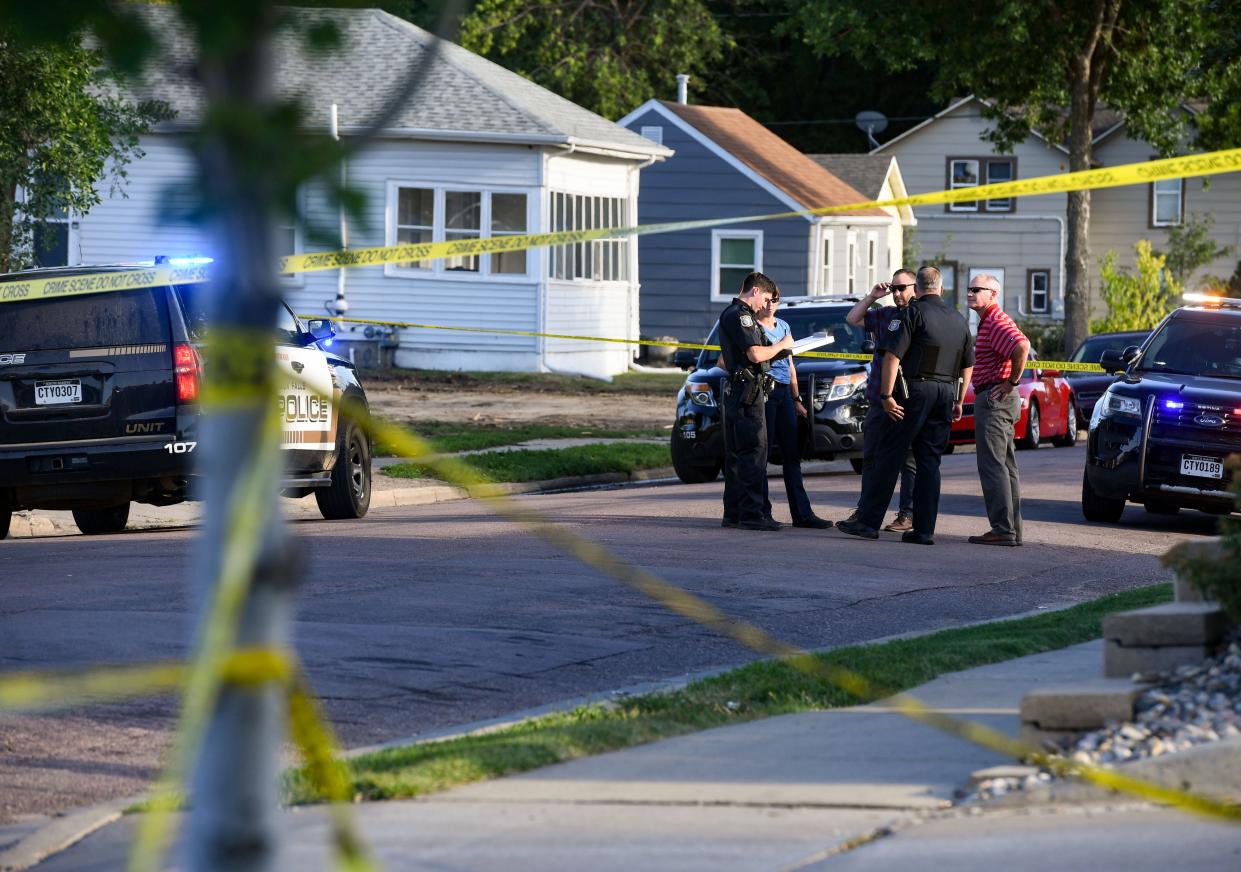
[1162,459,1241,621]
[1015,318,1065,359]
[1091,240,1181,334]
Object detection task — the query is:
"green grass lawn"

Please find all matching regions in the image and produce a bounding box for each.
[361,367,687,395]
[383,442,673,483]
[285,583,1172,804]
[375,422,666,456]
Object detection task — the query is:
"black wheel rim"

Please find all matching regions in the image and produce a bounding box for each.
[348,432,366,502]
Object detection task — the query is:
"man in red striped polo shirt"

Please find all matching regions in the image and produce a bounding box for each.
[966,275,1031,546]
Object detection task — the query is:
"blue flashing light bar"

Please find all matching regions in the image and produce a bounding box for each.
[1165,400,1184,410]
[154,255,214,267]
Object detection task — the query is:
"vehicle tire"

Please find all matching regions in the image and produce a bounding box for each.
[0,510,10,541]
[1143,500,1180,515]
[72,503,131,535]
[1051,399,1079,447]
[671,432,721,484]
[1081,470,1124,523]
[1016,401,1040,450]
[849,457,865,474]
[316,419,372,520]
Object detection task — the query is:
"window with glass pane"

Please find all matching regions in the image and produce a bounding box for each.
[717,235,756,297]
[444,190,481,272]
[396,187,434,268]
[1152,178,1182,226]
[277,224,297,277]
[33,221,68,268]
[548,192,630,281]
[1028,270,1050,313]
[490,192,527,275]
[986,160,1014,211]
[820,233,832,294]
[846,237,856,293]
[866,237,877,288]
[949,159,979,211]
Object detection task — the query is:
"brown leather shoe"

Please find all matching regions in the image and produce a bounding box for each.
[883,512,913,533]
[968,531,1018,546]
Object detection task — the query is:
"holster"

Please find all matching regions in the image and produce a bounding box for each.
[734,369,763,406]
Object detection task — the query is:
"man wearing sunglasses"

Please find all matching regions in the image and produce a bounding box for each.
[843,270,919,533]
[965,275,1030,546]
[837,266,973,544]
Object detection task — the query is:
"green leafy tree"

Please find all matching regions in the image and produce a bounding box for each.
[458,0,729,119]
[786,0,1218,357]
[1091,239,1180,334]
[0,30,170,271]
[1157,212,1236,289]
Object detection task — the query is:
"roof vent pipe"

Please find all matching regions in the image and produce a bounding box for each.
[675,74,689,105]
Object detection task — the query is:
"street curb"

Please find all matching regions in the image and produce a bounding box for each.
[0,797,136,872]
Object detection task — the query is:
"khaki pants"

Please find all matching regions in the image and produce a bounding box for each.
[974,390,1023,541]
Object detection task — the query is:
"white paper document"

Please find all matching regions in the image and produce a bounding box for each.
[789,332,835,355]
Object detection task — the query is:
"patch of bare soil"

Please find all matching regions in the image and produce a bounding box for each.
[364,385,676,431]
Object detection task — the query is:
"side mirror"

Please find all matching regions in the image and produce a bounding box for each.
[306,318,336,342]
[1121,345,1141,362]
[860,339,876,355]
[1099,348,1127,373]
[672,349,698,371]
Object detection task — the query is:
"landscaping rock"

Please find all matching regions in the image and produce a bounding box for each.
[1103,640,1214,680]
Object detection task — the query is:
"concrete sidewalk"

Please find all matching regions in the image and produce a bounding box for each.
[23,639,1238,871]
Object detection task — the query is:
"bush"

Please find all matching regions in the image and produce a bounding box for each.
[1091,240,1181,334]
[1015,318,1065,359]
[1162,458,1241,621]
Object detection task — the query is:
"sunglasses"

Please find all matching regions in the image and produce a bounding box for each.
[889,283,915,291]
[966,286,995,294]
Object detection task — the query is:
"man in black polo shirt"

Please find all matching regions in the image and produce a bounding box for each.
[717,272,793,532]
[837,266,974,544]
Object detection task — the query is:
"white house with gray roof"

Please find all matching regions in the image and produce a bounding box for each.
[56,5,670,376]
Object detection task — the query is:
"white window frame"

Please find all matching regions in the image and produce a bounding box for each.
[710,229,763,301]
[846,231,857,294]
[384,181,536,282]
[1151,177,1184,227]
[816,227,834,295]
[1028,269,1051,315]
[948,157,1016,213]
[865,231,878,290]
[948,159,981,213]
[548,190,630,283]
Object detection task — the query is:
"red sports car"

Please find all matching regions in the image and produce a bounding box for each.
[949,362,1079,450]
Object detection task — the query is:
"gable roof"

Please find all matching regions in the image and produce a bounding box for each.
[806,154,893,200]
[652,101,886,218]
[120,4,669,159]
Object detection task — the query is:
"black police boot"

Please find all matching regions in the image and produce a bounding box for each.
[739,517,782,531]
[835,520,879,540]
[901,530,935,545]
[721,517,739,528]
[792,515,833,529]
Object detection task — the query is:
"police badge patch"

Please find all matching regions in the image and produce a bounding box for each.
[740,314,754,327]
[887,319,902,332]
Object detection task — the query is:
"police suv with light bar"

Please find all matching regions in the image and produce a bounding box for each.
[1082,293,1241,521]
[669,298,868,483]
[0,263,372,539]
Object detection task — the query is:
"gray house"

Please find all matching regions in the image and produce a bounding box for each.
[874,96,1241,323]
[54,5,671,377]
[618,96,908,344]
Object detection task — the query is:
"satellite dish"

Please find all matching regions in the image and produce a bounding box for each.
[855,110,889,149]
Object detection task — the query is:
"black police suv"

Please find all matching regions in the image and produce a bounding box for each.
[0,265,373,539]
[1082,296,1241,522]
[670,298,869,483]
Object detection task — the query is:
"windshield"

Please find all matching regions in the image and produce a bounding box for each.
[698,308,865,368]
[174,284,301,344]
[1137,318,1241,379]
[1066,332,1147,379]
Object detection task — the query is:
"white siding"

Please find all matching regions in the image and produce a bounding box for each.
[544,280,633,378]
[546,152,634,195]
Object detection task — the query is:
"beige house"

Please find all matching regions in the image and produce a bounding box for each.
[873,96,1241,324]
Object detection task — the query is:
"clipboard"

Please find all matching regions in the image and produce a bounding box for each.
[788,332,834,355]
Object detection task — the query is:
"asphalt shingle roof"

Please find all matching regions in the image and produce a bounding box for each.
[123,5,667,156]
[659,102,885,217]
[806,154,894,201]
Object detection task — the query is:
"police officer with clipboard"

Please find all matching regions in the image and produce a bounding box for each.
[717,272,792,531]
[836,266,973,544]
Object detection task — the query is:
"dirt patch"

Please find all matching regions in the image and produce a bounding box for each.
[364,385,677,431]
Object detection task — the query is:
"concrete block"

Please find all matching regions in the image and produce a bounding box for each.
[1164,537,1223,603]
[1103,603,1227,647]
[1019,679,1145,731]
[1103,640,1212,679]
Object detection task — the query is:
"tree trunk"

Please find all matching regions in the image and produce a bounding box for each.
[186,6,291,872]
[1063,62,1095,356]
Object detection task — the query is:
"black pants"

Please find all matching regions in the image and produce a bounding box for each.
[856,380,954,535]
[858,403,916,515]
[763,384,814,522]
[722,379,768,523]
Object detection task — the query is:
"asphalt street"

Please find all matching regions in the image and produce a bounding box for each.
[0,443,1219,823]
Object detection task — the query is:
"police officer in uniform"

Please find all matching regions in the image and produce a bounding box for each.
[717,272,792,531]
[836,266,974,544]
